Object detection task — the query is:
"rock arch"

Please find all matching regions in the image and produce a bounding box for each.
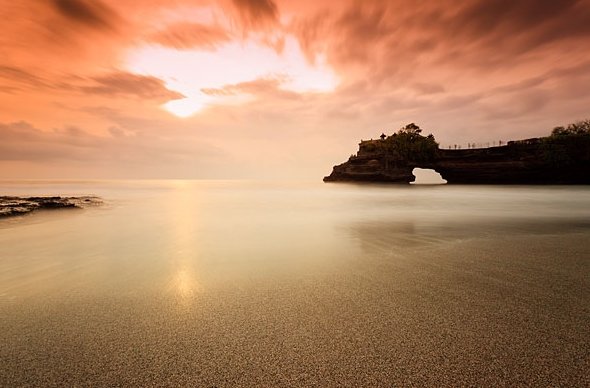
[411,168,447,184]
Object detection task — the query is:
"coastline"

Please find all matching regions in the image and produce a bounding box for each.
[0,181,588,386]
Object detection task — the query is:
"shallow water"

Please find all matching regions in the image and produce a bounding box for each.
[1,180,589,386]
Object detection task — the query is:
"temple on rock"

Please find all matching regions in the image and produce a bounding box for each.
[324,122,590,184]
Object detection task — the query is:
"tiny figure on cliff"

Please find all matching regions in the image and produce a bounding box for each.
[380,133,387,140]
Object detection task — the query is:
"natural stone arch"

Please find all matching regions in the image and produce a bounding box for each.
[411,167,447,184]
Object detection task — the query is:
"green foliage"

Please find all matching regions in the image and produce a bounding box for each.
[384,123,439,162]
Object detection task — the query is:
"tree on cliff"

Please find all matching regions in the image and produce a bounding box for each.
[401,123,421,134]
[386,123,439,162]
[551,120,590,137]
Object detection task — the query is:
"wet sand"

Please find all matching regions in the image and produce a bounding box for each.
[1,232,588,386]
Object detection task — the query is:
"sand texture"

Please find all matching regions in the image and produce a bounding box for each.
[1,234,589,387]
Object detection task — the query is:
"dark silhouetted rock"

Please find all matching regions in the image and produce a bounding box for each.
[324,124,590,184]
[0,196,102,218]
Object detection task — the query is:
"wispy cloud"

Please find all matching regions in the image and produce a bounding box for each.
[50,0,121,31]
[80,72,185,100]
[149,22,231,50]
[231,0,279,29]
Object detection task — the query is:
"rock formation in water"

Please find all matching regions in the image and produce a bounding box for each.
[0,196,102,217]
[324,122,590,184]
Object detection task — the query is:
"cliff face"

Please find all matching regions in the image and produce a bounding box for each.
[324,137,590,184]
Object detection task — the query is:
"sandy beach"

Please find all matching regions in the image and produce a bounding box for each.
[1,181,589,386]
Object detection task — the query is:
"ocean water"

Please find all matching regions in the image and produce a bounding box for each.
[1,180,589,386]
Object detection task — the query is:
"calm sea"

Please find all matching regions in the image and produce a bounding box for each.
[1,179,589,299]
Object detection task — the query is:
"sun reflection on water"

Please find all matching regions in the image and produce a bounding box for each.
[165,183,202,304]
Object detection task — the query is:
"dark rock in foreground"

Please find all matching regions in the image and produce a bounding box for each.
[0,196,102,218]
[324,122,590,184]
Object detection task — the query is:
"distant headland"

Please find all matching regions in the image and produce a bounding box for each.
[324,121,590,184]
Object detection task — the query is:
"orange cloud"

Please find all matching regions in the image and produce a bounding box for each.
[149,22,232,50]
[1,0,590,179]
[80,72,185,101]
[201,76,301,99]
[231,0,279,29]
[50,0,120,31]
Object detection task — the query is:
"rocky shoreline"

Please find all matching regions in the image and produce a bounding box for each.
[0,196,102,218]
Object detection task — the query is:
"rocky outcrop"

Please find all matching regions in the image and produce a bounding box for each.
[0,196,102,217]
[324,135,590,184]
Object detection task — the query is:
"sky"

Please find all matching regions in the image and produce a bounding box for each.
[1,0,590,179]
